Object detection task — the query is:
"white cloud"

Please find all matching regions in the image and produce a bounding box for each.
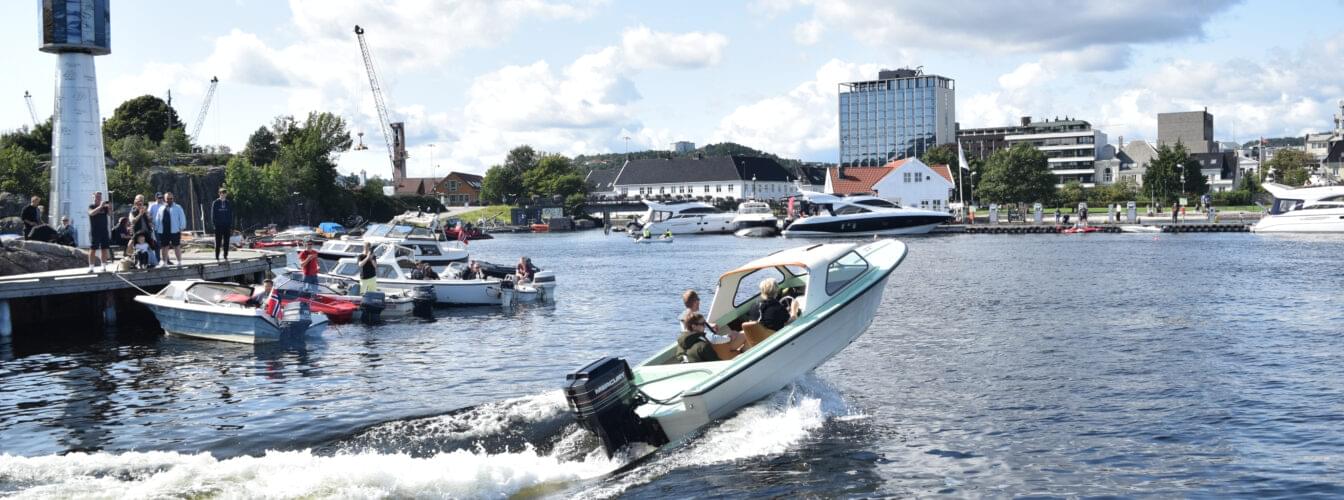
[772,0,1237,69]
[620,26,729,69]
[711,59,882,158]
[792,19,824,46]
[997,62,1052,91]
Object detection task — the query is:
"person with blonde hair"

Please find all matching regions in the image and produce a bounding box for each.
[749,277,790,331]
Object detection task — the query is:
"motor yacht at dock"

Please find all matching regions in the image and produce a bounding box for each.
[1251,183,1344,233]
[731,200,780,237]
[563,239,907,456]
[627,200,738,235]
[318,223,468,265]
[782,192,952,237]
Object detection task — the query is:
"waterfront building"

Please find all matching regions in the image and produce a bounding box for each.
[838,68,956,167]
[823,158,955,211]
[1004,118,1110,187]
[434,172,482,206]
[1306,132,1333,160]
[673,141,696,155]
[956,117,1030,162]
[1118,140,1158,186]
[584,168,619,198]
[1158,110,1216,154]
[612,156,796,200]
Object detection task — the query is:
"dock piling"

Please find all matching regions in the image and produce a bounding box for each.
[0,300,10,337]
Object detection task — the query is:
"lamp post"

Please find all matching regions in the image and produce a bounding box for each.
[623,136,631,155]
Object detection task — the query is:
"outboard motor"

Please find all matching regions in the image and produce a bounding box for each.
[499,278,515,309]
[564,357,668,457]
[531,271,557,302]
[359,291,386,325]
[409,285,435,318]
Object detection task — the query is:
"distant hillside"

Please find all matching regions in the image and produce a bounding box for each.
[573,142,830,181]
[1242,136,1306,148]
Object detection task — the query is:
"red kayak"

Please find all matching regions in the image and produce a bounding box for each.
[1060,226,1101,234]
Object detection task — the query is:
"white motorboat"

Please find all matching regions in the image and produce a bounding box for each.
[318,223,468,265]
[328,244,557,306]
[782,193,952,237]
[627,200,737,235]
[1251,183,1344,233]
[134,280,328,344]
[563,239,907,456]
[267,270,425,320]
[732,200,779,237]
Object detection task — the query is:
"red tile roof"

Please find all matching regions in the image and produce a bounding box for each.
[927,164,955,184]
[828,159,907,194]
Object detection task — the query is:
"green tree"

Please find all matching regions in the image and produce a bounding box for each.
[242,126,280,166]
[919,143,958,167]
[1182,157,1209,195]
[505,145,539,174]
[107,163,152,203]
[976,143,1056,204]
[480,164,524,204]
[1265,148,1314,186]
[0,146,48,197]
[160,127,192,153]
[103,95,185,143]
[1142,143,1187,203]
[0,119,53,156]
[108,135,155,171]
[523,154,586,200]
[224,156,267,227]
[1057,181,1086,207]
[272,112,351,220]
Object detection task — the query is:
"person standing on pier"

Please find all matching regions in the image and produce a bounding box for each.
[87,191,112,272]
[1171,201,1179,225]
[155,192,186,267]
[211,187,234,261]
[21,196,43,239]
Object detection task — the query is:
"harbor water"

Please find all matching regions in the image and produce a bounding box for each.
[1,231,1342,497]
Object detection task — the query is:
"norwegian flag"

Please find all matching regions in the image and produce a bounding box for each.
[265,290,284,319]
[457,220,469,245]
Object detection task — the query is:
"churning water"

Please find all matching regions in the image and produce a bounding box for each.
[2,231,1342,497]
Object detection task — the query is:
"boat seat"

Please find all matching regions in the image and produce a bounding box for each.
[741,321,776,349]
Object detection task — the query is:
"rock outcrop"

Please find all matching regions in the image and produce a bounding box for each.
[0,192,27,219]
[0,239,87,277]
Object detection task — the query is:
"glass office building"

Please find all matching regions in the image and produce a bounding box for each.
[839,69,956,167]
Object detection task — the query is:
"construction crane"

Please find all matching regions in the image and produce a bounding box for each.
[23,91,40,126]
[354,25,407,181]
[190,76,219,143]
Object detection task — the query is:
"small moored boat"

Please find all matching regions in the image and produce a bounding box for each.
[563,239,907,456]
[135,280,328,344]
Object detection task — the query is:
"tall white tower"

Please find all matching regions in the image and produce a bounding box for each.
[41,0,111,247]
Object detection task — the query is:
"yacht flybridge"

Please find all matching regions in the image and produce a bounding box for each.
[782,192,952,237]
[1251,183,1344,233]
[627,200,737,235]
[563,239,907,456]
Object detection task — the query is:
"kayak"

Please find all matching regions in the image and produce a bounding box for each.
[634,237,674,244]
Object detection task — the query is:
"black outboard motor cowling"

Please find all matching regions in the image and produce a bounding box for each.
[564,357,668,457]
[359,291,386,324]
[410,285,435,318]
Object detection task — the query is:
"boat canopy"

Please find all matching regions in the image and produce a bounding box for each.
[708,242,864,323]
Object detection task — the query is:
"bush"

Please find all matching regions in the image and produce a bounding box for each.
[1212,190,1251,206]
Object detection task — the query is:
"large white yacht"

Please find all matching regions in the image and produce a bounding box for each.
[1251,183,1344,233]
[318,223,468,265]
[731,200,780,236]
[627,200,738,235]
[781,192,952,237]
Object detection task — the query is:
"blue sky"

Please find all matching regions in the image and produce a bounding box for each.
[3,0,1343,179]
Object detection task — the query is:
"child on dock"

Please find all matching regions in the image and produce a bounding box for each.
[133,234,151,270]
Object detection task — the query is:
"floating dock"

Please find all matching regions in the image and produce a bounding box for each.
[940,223,1252,234]
[0,249,279,336]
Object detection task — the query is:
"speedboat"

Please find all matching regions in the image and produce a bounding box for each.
[269,267,431,321]
[563,239,906,456]
[732,200,779,237]
[781,193,952,237]
[627,200,737,235]
[318,223,468,265]
[327,244,557,306]
[134,280,328,344]
[1251,183,1344,233]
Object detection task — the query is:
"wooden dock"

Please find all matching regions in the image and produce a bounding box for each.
[944,223,1252,234]
[0,249,279,335]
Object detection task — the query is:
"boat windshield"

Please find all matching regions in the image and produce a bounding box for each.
[184,283,253,306]
[855,198,900,209]
[364,224,392,238]
[738,203,772,214]
[834,205,871,215]
[386,225,435,239]
[1268,198,1304,215]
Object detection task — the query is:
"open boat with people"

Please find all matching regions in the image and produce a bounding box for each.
[634,235,674,244]
[134,280,329,344]
[627,200,737,235]
[782,193,952,237]
[269,268,431,320]
[1251,182,1344,233]
[327,244,557,306]
[318,223,469,265]
[563,239,906,457]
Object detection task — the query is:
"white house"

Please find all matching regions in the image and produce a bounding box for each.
[824,157,956,211]
[612,155,798,200]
